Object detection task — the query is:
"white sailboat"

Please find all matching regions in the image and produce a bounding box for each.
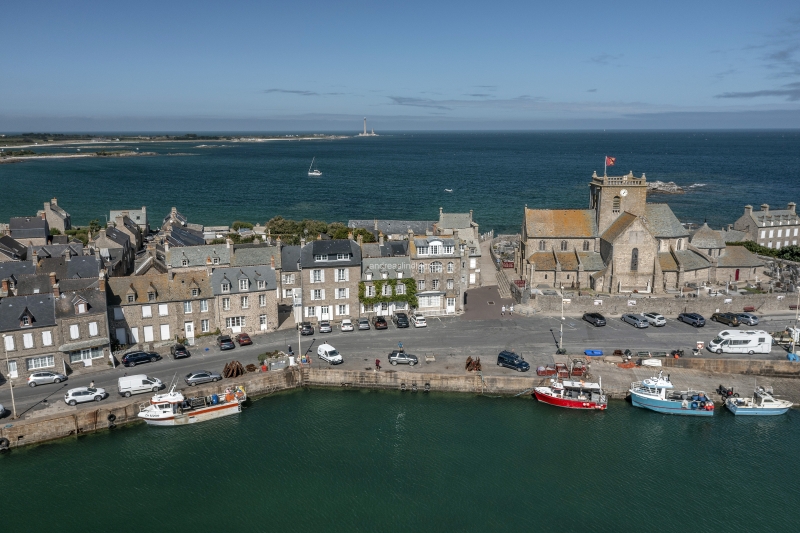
[308,157,322,176]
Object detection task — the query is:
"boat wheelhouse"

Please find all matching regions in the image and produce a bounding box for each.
[534,378,607,410]
[725,386,793,416]
[629,372,714,416]
[138,385,246,426]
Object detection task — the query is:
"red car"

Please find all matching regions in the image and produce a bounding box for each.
[235,333,253,346]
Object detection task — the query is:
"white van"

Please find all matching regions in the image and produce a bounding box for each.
[317,343,343,365]
[708,330,771,355]
[118,374,163,397]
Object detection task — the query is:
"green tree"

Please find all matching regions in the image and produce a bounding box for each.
[50,228,62,236]
[232,220,254,230]
[88,219,101,233]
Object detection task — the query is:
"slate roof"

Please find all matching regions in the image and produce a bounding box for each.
[0,235,27,260]
[349,219,435,236]
[9,216,48,237]
[0,261,37,283]
[103,227,131,248]
[601,212,637,243]
[15,274,53,296]
[210,266,277,296]
[29,243,83,259]
[577,252,606,271]
[438,213,473,229]
[166,245,231,268]
[362,257,412,280]
[165,226,206,247]
[36,255,102,280]
[60,278,100,292]
[718,246,764,268]
[0,294,56,332]
[54,288,107,319]
[107,272,213,305]
[640,204,688,238]
[280,246,302,272]
[665,250,711,271]
[300,240,361,268]
[690,223,726,249]
[361,241,410,258]
[527,251,557,271]
[720,228,749,243]
[659,252,678,272]
[231,244,281,269]
[750,206,800,226]
[525,209,597,238]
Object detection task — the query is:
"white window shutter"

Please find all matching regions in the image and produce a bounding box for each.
[70,324,80,339]
[4,336,13,351]
[345,269,349,281]
[320,289,325,300]
[345,288,349,299]
[344,305,349,315]
[89,322,99,336]
[321,270,325,283]
[310,270,314,283]
[23,333,34,349]
[42,331,52,346]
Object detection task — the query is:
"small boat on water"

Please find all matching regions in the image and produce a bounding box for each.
[308,157,322,176]
[534,378,608,410]
[629,372,714,416]
[138,384,246,426]
[725,386,793,416]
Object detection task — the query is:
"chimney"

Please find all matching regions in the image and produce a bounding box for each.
[164,240,170,252]
[347,231,353,240]
[439,207,443,216]
[53,282,60,298]
[41,212,46,220]
[64,250,71,262]
[374,219,378,231]
[788,202,796,214]
[276,236,282,247]
[379,232,384,245]
[761,204,769,214]
[357,234,363,247]
[317,233,322,241]
[744,205,753,216]
[226,237,233,248]
[99,273,106,292]
[1,279,8,293]
[49,271,56,286]
[300,238,306,247]
[270,255,275,268]
[469,209,473,221]
[407,228,414,240]
[51,197,58,206]
[169,271,175,281]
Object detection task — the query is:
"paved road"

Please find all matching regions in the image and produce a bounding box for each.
[1,312,796,418]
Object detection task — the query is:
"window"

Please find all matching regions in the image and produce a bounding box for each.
[23,333,34,349]
[148,292,156,302]
[77,303,86,314]
[312,269,322,283]
[200,299,208,312]
[778,229,783,237]
[769,230,774,238]
[444,245,454,254]
[260,315,267,327]
[447,262,454,273]
[127,295,135,303]
[560,241,568,251]
[583,240,590,251]
[430,244,441,255]
[89,322,99,337]
[447,297,456,309]
[397,271,403,279]
[212,257,220,265]
[239,279,249,291]
[70,324,80,339]
[612,196,621,213]
[222,297,231,311]
[417,263,425,274]
[184,301,193,313]
[677,239,682,250]
[191,288,199,297]
[430,262,443,273]
[337,304,347,315]
[418,280,425,291]
[366,285,375,297]
[113,307,124,320]
[3,335,14,351]
[305,306,316,318]
[158,304,169,316]
[69,346,103,363]
[314,254,326,261]
[257,280,266,290]
[42,331,52,346]
[366,272,373,281]
[630,248,639,271]
[201,319,210,333]
[447,279,454,290]
[396,283,405,295]
[282,274,295,285]
[760,230,766,239]
[337,288,347,299]
[432,279,440,290]
[284,289,293,298]
[21,315,30,327]
[27,355,55,370]
[320,305,330,317]
[181,259,189,267]
[225,317,246,328]
[337,268,347,281]
[312,289,322,300]
[142,305,152,318]
[259,294,266,307]
[382,284,392,296]
[417,246,429,255]
[336,253,349,260]
[768,242,773,248]
[222,282,231,293]
[539,240,546,251]
[241,296,249,309]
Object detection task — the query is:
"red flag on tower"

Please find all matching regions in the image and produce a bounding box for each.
[605,156,616,167]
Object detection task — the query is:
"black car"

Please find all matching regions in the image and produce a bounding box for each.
[121,351,162,367]
[496,350,530,372]
[372,316,388,329]
[582,312,606,327]
[170,344,191,359]
[299,322,314,336]
[393,312,410,328]
[217,335,236,350]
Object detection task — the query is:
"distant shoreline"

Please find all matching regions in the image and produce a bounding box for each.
[0,151,157,164]
[1,135,350,150]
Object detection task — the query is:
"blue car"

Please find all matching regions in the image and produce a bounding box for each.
[678,313,705,327]
[217,335,236,350]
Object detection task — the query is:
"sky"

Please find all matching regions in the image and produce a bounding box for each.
[2,0,800,131]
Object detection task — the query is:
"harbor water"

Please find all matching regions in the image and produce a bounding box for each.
[2,389,798,531]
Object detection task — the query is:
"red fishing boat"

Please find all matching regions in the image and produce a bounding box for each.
[534,378,608,410]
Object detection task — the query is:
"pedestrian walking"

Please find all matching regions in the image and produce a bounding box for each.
[510,304,514,316]
[375,359,381,371]
[89,381,95,388]
[501,305,506,316]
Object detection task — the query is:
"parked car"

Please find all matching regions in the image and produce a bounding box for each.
[300,322,314,336]
[317,343,343,365]
[582,313,606,327]
[184,370,222,386]
[411,314,427,328]
[0,404,4,416]
[496,350,530,372]
[736,313,759,326]
[235,333,253,346]
[340,319,354,332]
[118,374,162,397]
[121,351,162,367]
[357,317,371,330]
[388,350,418,366]
[678,312,706,327]
[372,316,388,330]
[64,387,107,406]
[712,312,740,327]
[643,312,667,327]
[621,314,649,328]
[217,335,236,350]
[170,344,191,359]
[319,321,332,333]
[393,312,410,328]
[27,371,68,387]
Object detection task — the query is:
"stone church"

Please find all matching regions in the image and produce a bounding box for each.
[520,171,762,293]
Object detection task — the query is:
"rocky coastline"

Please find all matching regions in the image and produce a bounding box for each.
[646,180,685,194]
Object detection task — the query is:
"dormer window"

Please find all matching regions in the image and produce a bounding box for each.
[443,245,454,254]
[336,253,349,260]
[222,282,231,293]
[127,295,135,303]
[429,244,441,255]
[148,292,156,302]
[212,257,220,265]
[257,280,265,290]
[191,288,199,297]
[181,259,189,267]
[77,303,86,314]
[239,279,249,291]
[314,254,326,261]
[21,315,30,327]
[417,246,429,256]
[366,272,372,281]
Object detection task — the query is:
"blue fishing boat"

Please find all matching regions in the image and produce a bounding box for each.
[725,386,793,416]
[629,372,715,416]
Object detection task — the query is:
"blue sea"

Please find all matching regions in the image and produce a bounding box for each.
[1,131,799,233]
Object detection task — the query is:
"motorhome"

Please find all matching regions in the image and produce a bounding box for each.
[708,330,772,355]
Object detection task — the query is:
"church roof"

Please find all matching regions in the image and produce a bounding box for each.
[690,223,726,249]
[600,212,637,242]
[527,252,557,271]
[525,209,597,238]
[641,204,688,238]
[577,252,605,271]
[658,250,711,271]
[718,246,763,268]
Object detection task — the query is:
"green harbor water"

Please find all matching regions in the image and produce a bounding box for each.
[3,389,798,532]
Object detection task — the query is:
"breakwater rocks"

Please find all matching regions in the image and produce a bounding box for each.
[647,180,685,194]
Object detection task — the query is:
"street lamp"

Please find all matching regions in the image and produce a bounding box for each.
[1,334,17,419]
[557,283,566,355]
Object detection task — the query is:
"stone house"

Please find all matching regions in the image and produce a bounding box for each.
[38,198,71,233]
[409,234,463,315]
[434,209,482,288]
[110,206,149,234]
[54,281,111,375]
[359,241,413,317]
[0,293,63,383]
[279,245,302,322]
[166,243,231,271]
[88,227,134,276]
[733,203,799,249]
[107,272,218,348]
[210,266,278,334]
[0,261,37,297]
[348,219,435,241]
[298,239,362,323]
[35,251,103,281]
[9,215,49,246]
[112,213,144,252]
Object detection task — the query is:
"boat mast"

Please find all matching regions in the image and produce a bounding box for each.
[309,157,315,172]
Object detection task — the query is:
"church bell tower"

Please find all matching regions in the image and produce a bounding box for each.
[589,171,648,235]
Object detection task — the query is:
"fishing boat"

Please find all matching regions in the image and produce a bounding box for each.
[629,372,714,416]
[725,386,793,416]
[138,384,246,426]
[308,157,322,176]
[533,378,607,410]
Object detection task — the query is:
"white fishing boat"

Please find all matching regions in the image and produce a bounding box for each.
[137,384,246,426]
[308,157,322,176]
[725,386,793,416]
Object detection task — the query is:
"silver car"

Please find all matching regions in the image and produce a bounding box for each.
[185,370,222,386]
[388,350,419,366]
[319,321,332,333]
[622,314,649,328]
[357,317,371,330]
[642,313,666,327]
[736,313,759,326]
[28,371,68,387]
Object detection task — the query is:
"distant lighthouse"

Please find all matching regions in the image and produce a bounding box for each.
[363,117,367,135]
[358,117,378,137]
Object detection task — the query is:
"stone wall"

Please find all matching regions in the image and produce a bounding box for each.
[661,357,800,378]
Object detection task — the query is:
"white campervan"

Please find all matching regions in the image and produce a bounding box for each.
[708,330,772,355]
[118,375,163,397]
[317,343,343,365]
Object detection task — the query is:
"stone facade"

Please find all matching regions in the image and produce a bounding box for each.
[409,235,463,315]
[299,239,362,323]
[210,266,278,335]
[733,203,799,249]
[0,294,64,382]
[54,282,111,375]
[434,209,482,289]
[38,198,71,233]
